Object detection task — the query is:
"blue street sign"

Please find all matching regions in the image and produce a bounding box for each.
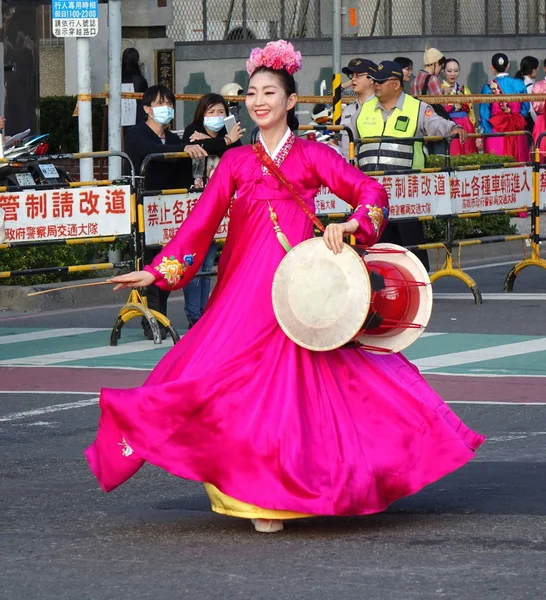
[52,1,99,21]
[52,0,100,38]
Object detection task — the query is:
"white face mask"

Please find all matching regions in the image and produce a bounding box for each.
[203,116,225,132]
[151,106,174,125]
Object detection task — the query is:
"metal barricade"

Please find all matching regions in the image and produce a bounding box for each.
[503,138,546,291]
[110,150,208,346]
[0,151,137,280]
[355,132,535,303]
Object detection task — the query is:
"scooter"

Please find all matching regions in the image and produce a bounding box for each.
[0,131,73,188]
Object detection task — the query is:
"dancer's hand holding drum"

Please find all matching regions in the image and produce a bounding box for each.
[108,271,156,291]
[322,219,359,254]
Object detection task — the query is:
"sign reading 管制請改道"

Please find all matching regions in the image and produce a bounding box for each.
[52,0,99,38]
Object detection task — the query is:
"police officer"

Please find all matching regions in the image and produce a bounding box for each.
[339,58,377,159]
[356,61,467,270]
[356,60,466,172]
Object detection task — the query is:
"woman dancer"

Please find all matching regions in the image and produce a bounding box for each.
[86,40,485,533]
[442,58,480,155]
[479,53,530,161]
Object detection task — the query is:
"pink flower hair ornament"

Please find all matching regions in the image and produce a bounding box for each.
[246,40,303,76]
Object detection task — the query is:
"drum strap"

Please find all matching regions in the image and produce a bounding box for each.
[253,143,325,233]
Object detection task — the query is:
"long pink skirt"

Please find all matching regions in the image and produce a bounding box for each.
[85,193,486,517]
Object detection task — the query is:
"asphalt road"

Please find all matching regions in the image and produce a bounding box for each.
[1,400,545,600]
[1,256,546,600]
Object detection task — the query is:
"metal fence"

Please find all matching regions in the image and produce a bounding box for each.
[38,4,65,47]
[168,0,321,42]
[168,0,546,42]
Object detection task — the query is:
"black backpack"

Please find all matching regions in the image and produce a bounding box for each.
[422,74,452,121]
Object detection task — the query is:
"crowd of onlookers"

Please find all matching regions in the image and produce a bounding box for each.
[338,47,545,163]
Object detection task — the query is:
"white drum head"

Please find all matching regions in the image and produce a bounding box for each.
[356,243,433,354]
[272,238,371,351]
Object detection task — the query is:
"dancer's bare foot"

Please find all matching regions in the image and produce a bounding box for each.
[251,518,284,533]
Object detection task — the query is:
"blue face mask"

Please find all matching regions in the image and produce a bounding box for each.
[152,106,174,125]
[203,116,225,132]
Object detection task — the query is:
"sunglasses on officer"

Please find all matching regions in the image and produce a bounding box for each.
[373,78,401,85]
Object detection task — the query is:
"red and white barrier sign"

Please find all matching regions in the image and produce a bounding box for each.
[143,193,230,245]
[0,186,132,243]
[314,173,452,218]
[450,167,532,214]
[314,168,532,218]
[142,167,534,246]
[145,191,357,245]
[377,172,452,217]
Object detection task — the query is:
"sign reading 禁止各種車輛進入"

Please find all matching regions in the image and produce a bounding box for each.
[52,0,99,38]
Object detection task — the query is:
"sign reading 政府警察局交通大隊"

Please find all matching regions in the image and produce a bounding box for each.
[0,186,132,243]
[52,0,99,38]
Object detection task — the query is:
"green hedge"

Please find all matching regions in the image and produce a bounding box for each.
[0,243,112,286]
[426,153,515,169]
[424,153,519,242]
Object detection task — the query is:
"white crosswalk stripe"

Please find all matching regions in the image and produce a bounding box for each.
[414,338,546,371]
[0,340,170,366]
[0,328,107,345]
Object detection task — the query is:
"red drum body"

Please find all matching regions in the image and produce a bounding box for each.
[356,243,433,353]
[272,239,432,353]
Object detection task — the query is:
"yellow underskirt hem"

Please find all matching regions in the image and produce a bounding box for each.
[204,483,315,520]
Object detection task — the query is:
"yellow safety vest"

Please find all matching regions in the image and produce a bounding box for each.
[356,95,424,172]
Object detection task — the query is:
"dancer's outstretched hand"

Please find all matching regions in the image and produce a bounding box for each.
[322,219,359,254]
[108,271,156,291]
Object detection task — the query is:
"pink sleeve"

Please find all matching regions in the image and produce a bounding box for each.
[310,143,389,245]
[144,153,235,291]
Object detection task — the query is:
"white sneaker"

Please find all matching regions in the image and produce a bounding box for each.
[251,518,284,533]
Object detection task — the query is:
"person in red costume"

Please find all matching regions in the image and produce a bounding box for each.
[478,53,530,161]
[86,40,485,534]
[442,58,482,155]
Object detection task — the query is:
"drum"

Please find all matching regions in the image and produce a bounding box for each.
[271,238,432,353]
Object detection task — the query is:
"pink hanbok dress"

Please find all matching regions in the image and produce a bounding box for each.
[85,133,485,519]
[479,74,530,162]
[442,82,478,155]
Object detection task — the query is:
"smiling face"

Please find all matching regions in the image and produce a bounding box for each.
[245,70,297,131]
[402,66,413,82]
[444,60,460,85]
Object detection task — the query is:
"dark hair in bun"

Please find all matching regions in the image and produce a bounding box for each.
[515,55,539,80]
[492,53,509,73]
[249,66,299,131]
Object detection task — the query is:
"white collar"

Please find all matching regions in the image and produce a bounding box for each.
[260,128,292,160]
[496,73,509,78]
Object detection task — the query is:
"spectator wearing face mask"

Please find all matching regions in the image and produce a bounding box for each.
[180,92,244,177]
[125,84,207,191]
